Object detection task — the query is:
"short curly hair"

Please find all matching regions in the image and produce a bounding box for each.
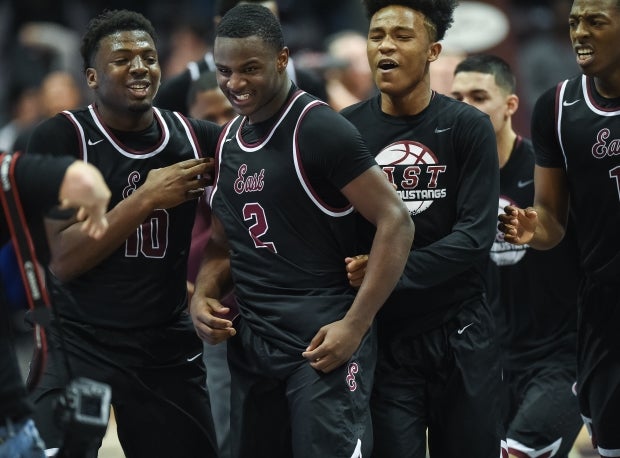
[216,4,284,52]
[362,0,458,41]
[80,9,157,72]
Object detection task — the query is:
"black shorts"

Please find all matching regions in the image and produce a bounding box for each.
[30,313,218,458]
[576,278,620,455]
[371,297,505,458]
[227,316,376,458]
[503,362,582,457]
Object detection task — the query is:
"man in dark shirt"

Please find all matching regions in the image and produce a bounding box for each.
[343,1,504,456]
[0,152,109,458]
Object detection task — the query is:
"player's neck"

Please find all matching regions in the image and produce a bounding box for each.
[497,125,517,169]
[380,86,432,117]
[95,103,155,132]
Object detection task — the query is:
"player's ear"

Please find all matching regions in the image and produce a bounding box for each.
[428,41,442,63]
[506,93,519,118]
[86,68,98,89]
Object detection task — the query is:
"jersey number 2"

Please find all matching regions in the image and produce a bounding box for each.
[243,203,277,253]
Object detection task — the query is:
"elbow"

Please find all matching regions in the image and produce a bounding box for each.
[48,260,79,283]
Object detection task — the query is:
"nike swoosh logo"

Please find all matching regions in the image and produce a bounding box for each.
[186,352,202,362]
[517,179,534,188]
[457,322,474,335]
[434,127,452,134]
[87,139,104,146]
[563,99,580,107]
[225,138,233,142]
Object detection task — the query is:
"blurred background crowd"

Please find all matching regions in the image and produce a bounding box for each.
[0,0,579,153]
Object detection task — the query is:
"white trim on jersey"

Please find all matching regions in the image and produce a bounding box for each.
[556,80,570,171]
[292,100,355,217]
[506,437,562,457]
[62,110,89,162]
[235,91,306,152]
[82,105,172,158]
[581,75,620,117]
[173,112,201,159]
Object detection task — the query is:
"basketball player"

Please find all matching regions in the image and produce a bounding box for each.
[498,0,620,455]
[154,0,327,114]
[342,1,504,456]
[452,54,583,458]
[189,4,414,458]
[25,10,221,457]
[1,153,109,458]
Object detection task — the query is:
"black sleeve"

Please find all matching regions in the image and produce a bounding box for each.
[13,153,74,213]
[26,114,80,159]
[187,117,223,159]
[155,69,193,114]
[398,112,500,289]
[531,86,564,168]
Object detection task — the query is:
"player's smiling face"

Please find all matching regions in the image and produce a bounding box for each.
[367,5,439,98]
[87,30,160,119]
[214,35,289,124]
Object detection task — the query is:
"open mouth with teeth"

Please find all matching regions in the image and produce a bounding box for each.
[576,49,593,64]
[378,59,398,70]
[128,82,150,96]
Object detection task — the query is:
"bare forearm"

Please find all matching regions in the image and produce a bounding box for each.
[529,205,566,250]
[47,189,156,281]
[344,214,414,330]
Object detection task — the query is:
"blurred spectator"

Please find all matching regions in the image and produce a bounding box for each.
[0,85,41,153]
[323,30,375,111]
[430,46,467,95]
[162,19,212,79]
[13,70,84,152]
[515,0,579,114]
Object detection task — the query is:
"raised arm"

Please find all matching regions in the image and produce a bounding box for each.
[46,158,211,282]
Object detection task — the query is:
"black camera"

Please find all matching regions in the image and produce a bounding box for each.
[54,377,112,457]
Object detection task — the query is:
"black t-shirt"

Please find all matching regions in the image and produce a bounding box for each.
[485,136,580,368]
[342,92,499,335]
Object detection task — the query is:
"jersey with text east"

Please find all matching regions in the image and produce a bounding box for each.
[210,89,377,354]
[26,105,221,328]
[532,75,620,283]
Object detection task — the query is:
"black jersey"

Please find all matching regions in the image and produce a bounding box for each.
[488,136,579,368]
[533,75,620,283]
[341,92,499,334]
[26,105,221,328]
[210,88,377,354]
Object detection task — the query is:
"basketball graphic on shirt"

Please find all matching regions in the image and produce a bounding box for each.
[375,140,447,215]
[490,196,528,266]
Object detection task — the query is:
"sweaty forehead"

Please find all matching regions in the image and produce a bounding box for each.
[214,35,276,63]
[100,30,155,52]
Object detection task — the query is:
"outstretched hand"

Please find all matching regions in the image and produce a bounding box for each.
[497,205,538,245]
